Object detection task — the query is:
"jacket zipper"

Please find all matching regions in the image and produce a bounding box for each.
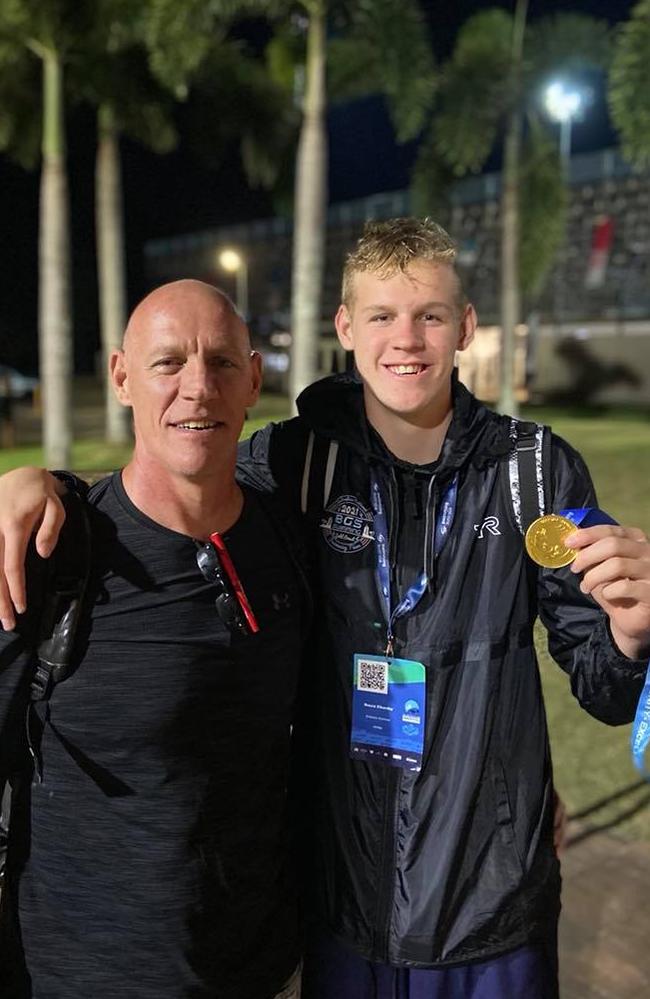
[372,766,402,960]
[372,467,438,960]
[369,467,398,959]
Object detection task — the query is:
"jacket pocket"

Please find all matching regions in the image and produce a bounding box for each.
[492,759,526,879]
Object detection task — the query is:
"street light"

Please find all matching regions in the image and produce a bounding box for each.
[544,81,586,334]
[218,248,248,319]
[544,81,583,172]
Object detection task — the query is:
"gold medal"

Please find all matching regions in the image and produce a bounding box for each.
[524,514,578,568]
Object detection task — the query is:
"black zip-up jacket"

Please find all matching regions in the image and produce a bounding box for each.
[238,372,647,968]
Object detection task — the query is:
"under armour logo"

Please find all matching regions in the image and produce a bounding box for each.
[474,516,501,539]
[272,591,291,611]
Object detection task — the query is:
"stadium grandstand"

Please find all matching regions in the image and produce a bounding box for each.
[145,147,650,406]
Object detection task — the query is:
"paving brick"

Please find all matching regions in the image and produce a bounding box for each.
[559,828,650,998]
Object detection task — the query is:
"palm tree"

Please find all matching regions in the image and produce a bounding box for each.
[138,0,298,225]
[413,4,610,415]
[94,94,177,444]
[609,0,650,167]
[288,3,327,403]
[85,1,294,444]
[0,1,95,466]
[272,0,436,403]
[115,0,435,403]
[39,39,72,466]
[94,102,134,445]
[71,2,178,443]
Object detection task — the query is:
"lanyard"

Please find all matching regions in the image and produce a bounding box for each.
[632,666,650,779]
[370,471,458,655]
[559,507,618,528]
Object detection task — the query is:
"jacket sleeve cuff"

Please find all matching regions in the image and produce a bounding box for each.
[604,617,650,673]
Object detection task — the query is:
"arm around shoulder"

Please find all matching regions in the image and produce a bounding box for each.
[0,466,71,628]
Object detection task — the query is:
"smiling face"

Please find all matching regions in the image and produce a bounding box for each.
[335,260,476,434]
[111,280,261,485]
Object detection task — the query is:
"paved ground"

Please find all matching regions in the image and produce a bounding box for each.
[560,824,650,998]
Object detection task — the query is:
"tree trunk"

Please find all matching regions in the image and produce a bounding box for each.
[289,3,327,409]
[498,0,529,417]
[39,49,73,468]
[499,111,521,417]
[96,103,131,443]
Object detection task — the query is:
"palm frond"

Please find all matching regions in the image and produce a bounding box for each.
[451,8,514,67]
[141,0,235,94]
[410,128,456,221]
[266,25,305,94]
[344,0,436,142]
[608,0,650,168]
[327,36,378,104]
[186,38,297,188]
[433,63,510,176]
[525,13,611,86]
[0,46,40,167]
[0,0,98,57]
[431,9,514,175]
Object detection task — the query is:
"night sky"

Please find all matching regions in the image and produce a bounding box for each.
[0,0,637,374]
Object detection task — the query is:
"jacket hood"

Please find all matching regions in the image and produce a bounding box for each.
[296,371,514,475]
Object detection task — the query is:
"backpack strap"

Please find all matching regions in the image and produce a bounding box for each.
[507,418,551,535]
[31,491,92,702]
[300,430,339,518]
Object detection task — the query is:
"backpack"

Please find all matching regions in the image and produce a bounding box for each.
[299,418,552,534]
[30,489,93,703]
[0,490,91,878]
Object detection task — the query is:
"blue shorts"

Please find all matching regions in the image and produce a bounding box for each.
[302,931,558,999]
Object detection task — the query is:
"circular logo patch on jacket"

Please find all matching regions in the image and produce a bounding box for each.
[320,494,374,554]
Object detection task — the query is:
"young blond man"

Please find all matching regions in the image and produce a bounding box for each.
[0,220,649,998]
[242,219,650,997]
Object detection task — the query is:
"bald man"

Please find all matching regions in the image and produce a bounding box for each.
[0,281,309,999]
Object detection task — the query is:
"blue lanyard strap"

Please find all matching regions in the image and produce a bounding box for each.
[435,475,458,555]
[559,507,618,528]
[370,471,458,653]
[632,666,650,779]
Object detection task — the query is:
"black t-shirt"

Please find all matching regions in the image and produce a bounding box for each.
[0,473,306,999]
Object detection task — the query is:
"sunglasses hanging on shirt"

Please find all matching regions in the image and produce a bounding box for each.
[195,533,260,636]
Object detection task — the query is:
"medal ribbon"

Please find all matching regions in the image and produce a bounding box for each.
[559,506,650,778]
[632,674,650,779]
[370,472,458,655]
[559,507,618,528]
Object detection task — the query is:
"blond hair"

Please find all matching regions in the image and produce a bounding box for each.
[341,218,465,310]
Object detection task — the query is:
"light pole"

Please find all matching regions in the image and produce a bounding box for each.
[544,81,583,175]
[544,81,584,332]
[218,248,248,320]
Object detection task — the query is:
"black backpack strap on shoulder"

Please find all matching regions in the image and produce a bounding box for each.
[31,491,92,703]
[300,430,339,521]
[507,418,550,535]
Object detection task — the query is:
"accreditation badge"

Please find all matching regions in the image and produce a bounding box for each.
[350,654,426,772]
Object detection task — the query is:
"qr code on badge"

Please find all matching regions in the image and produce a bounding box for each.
[357,659,388,695]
